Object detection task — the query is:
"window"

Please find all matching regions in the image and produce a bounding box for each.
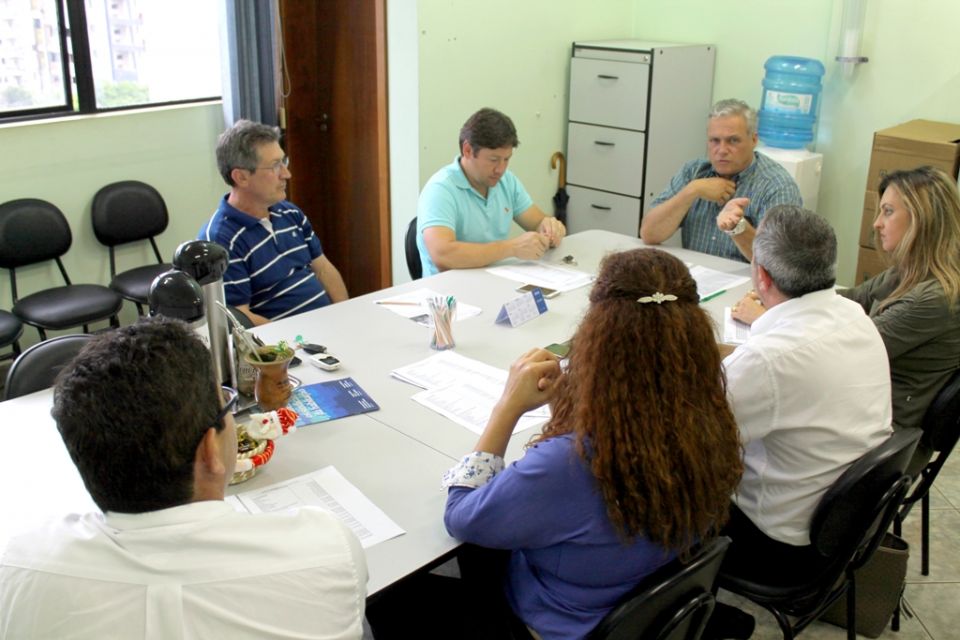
[0,0,222,121]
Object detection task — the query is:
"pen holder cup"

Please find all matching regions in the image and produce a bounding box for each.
[429,307,455,351]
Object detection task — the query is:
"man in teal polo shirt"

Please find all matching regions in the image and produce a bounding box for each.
[416,108,566,277]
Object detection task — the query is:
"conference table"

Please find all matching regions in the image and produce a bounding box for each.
[0,230,753,596]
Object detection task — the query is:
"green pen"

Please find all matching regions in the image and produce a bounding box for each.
[700,290,726,304]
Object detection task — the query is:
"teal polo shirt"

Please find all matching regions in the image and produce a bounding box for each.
[416,157,534,276]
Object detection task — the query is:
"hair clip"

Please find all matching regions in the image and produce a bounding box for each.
[637,292,678,304]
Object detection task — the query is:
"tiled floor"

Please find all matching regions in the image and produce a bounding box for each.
[724,450,960,640]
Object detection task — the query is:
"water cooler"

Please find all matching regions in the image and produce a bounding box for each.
[757,143,823,212]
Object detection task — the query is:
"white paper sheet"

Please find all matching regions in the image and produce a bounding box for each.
[723,307,751,345]
[688,265,751,301]
[486,261,594,292]
[230,466,405,549]
[392,351,550,434]
[374,288,482,323]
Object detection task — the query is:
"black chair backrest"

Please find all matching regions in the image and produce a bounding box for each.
[91,181,169,248]
[588,536,731,640]
[810,429,920,570]
[0,199,72,269]
[405,217,422,280]
[4,334,94,400]
[921,368,960,453]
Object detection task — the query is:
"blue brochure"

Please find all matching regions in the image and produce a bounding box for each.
[287,377,380,427]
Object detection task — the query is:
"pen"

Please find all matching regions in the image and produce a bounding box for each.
[375,300,422,306]
[699,290,726,303]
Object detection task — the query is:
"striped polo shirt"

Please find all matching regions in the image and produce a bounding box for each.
[199,197,331,320]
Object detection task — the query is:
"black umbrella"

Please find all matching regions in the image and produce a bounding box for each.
[550,151,569,225]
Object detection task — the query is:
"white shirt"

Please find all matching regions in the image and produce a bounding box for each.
[0,501,367,639]
[723,288,893,546]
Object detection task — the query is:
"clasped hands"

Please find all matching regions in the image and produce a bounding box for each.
[512,217,566,260]
[495,348,563,421]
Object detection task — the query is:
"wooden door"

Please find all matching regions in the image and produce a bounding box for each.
[279,0,391,295]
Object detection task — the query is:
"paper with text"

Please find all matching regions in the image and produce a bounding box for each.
[230,466,404,549]
[486,262,593,292]
[723,307,751,345]
[688,265,751,301]
[374,288,481,323]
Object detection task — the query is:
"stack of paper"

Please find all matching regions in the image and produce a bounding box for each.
[392,351,551,435]
[374,287,482,325]
[486,261,593,292]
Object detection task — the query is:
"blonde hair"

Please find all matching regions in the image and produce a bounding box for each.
[878,166,960,308]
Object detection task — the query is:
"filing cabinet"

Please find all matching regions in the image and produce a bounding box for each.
[565,40,716,236]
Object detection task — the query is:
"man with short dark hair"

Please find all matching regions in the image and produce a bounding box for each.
[0,317,367,638]
[200,119,348,325]
[417,107,566,276]
[641,99,802,262]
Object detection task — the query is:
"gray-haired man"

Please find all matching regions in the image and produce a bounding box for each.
[640,99,801,262]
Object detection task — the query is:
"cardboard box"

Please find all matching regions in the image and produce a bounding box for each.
[864,119,960,193]
[856,119,960,279]
[856,246,891,285]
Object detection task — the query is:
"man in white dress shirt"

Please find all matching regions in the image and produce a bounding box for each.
[0,317,367,639]
[707,205,893,638]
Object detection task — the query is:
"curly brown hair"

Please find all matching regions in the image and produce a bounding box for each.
[532,248,743,550]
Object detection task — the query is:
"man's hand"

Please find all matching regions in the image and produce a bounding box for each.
[694,177,737,204]
[731,290,765,326]
[716,197,751,233]
[537,216,566,248]
[510,231,550,260]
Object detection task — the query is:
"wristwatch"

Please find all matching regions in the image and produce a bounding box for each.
[724,218,748,237]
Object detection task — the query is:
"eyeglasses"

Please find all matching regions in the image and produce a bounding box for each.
[250,156,290,175]
[213,386,239,429]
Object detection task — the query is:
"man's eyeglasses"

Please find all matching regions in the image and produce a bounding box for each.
[213,386,239,429]
[250,156,289,176]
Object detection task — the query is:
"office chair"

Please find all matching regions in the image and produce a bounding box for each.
[405,217,422,280]
[4,334,93,400]
[0,309,23,363]
[718,428,921,640]
[91,180,173,316]
[0,198,123,341]
[893,369,960,576]
[588,536,731,640]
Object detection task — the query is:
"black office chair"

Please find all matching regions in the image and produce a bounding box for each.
[0,309,23,363]
[4,334,93,400]
[718,428,921,640]
[587,537,731,640]
[893,369,960,575]
[0,199,123,341]
[405,217,422,280]
[227,304,255,330]
[91,181,173,316]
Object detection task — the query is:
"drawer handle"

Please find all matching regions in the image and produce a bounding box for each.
[594,141,615,147]
[597,74,620,80]
[591,204,613,211]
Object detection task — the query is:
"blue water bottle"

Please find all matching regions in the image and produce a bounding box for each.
[758,56,825,149]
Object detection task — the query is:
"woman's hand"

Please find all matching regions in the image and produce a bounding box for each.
[731,291,766,326]
[475,349,562,457]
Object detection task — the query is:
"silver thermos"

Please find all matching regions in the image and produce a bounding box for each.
[171,240,234,388]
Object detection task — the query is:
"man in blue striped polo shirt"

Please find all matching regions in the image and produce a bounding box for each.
[640,99,801,263]
[199,120,348,326]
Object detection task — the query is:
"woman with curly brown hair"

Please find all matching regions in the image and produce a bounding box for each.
[442,248,743,640]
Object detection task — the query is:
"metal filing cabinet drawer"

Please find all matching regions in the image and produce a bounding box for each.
[566,185,641,236]
[566,122,645,198]
[569,57,649,130]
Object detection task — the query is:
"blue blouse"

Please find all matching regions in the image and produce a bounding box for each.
[444,434,676,640]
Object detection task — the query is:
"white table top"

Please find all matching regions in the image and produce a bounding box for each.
[0,230,753,596]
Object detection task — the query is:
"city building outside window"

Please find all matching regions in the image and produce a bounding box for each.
[0,0,222,121]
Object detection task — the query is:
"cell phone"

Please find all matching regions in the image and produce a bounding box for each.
[289,355,302,367]
[309,352,342,371]
[545,342,571,358]
[300,343,326,354]
[516,283,560,299]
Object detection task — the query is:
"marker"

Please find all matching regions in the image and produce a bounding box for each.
[699,290,726,303]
